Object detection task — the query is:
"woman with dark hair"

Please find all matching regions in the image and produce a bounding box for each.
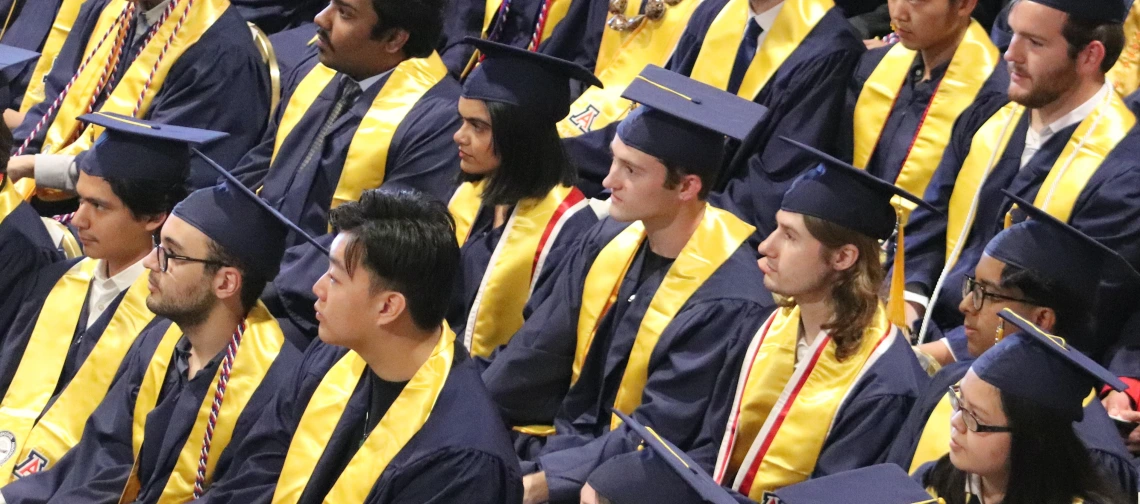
[446,37,602,359]
[889,194,1138,498]
[920,309,1129,504]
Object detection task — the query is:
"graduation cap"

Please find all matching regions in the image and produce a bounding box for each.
[587,410,739,504]
[1027,0,1128,24]
[987,190,1140,303]
[617,64,767,171]
[462,37,603,124]
[0,44,39,70]
[762,464,938,504]
[972,309,1128,422]
[76,112,228,185]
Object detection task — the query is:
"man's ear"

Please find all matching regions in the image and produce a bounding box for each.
[676,174,703,202]
[213,266,244,305]
[373,290,408,327]
[831,243,860,272]
[381,28,411,55]
[143,212,168,234]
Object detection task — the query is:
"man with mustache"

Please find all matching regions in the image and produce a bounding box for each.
[228,0,463,349]
[904,0,1140,368]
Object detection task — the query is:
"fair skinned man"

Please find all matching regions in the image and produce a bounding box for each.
[479,65,773,504]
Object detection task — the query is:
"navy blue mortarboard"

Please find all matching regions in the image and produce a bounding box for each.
[76,112,227,184]
[1027,0,1127,24]
[462,37,602,124]
[763,464,938,504]
[0,45,39,70]
[587,411,738,504]
[987,190,1140,300]
[972,309,1128,422]
[778,136,938,241]
[617,65,766,171]
[172,144,328,280]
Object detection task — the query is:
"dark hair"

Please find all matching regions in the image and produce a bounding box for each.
[328,189,459,331]
[998,263,1094,350]
[785,215,886,360]
[661,158,716,199]
[106,177,188,221]
[1062,15,1125,73]
[462,100,577,206]
[923,390,1125,504]
[205,240,267,314]
[0,121,11,174]
[370,0,444,58]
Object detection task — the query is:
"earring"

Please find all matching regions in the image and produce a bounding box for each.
[995,320,1005,343]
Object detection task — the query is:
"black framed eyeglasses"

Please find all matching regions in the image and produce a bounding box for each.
[948,385,1012,433]
[961,275,1038,311]
[152,243,229,273]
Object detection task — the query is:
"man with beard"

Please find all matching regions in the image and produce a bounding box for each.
[903,0,1140,366]
[0,112,198,486]
[0,119,309,503]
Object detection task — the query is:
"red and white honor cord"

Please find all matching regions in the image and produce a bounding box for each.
[191,321,246,499]
[526,0,555,50]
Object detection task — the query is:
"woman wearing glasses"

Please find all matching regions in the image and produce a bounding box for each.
[917,309,1128,504]
[887,194,1139,497]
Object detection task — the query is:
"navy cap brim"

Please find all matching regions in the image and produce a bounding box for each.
[778,136,938,214]
[191,148,329,256]
[621,65,766,141]
[464,37,602,89]
[767,464,936,503]
[80,112,230,145]
[0,44,38,71]
[998,309,1127,392]
[612,410,739,504]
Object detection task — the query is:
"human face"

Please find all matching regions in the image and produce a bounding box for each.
[958,254,1037,358]
[143,215,220,327]
[948,370,1012,477]
[454,97,500,176]
[313,233,382,348]
[314,0,390,79]
[889,0,968,52]
[72,172,160,265]
[756,211,834,298]
[603,135,686,225]
[1004,0,1080,108]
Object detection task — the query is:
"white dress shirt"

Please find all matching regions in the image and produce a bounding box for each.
[1020,81,1112,169]
[85,257,147,330]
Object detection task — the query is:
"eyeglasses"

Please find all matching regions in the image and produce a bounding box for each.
[152,242,228,273]
[948,385,1012,433]
[961,276,1037,311]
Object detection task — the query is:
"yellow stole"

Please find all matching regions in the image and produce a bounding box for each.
[0,259,152,483]
[1108,0,1140,97]
[555,0,700,137]
[271,325,457,504]
[19,0,230,200]
[689,0,832,100]
[852,21,999,206]
[0,177,24,225]
[121,302,286,502]
[448,182,585,357]
[18,0,91,113]
[713,304,896,497]
[573,206,754,430]
[909,393,954,474]
[269,53,448,216]
[944,91,1135,267]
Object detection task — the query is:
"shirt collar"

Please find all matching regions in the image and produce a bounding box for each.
[93,256,148,292]
[1036,81,1112,137]
[749,1,784,32]
[966,473,983,497]
[173,334,229,379]
[141,0,171,28]
[353,67,395,94]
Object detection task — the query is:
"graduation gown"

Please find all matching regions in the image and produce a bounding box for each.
[886,360,1138,497]
[229,0,322,34]
[839,43,1009,185]
[0,0,64,109]
[903,103,1140,358]
[0,186,61,336]
[0,316,301,504]
[668,0,864,240]
[446,194,599,342]
[194,339,523,504]
[481,215,774,503]
[438,0,553,77]
[14,0,271,190]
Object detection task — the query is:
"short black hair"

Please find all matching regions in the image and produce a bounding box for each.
[370,0,444,58]
[1062,15,1125,73]
[661,158,717,199]
[105,176,188,221]
[999,263,1094,350]
[206,240,267,313]
[328,189,459,331]
[0,122,11,174]
[462,100,577,206]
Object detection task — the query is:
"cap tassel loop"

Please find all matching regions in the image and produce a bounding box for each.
[887,205,910,330]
